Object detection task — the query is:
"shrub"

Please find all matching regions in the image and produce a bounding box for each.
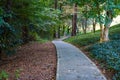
[88,40,120,79]
[112,72,120,80]
[110,34,120,40]
[0,70,9,80]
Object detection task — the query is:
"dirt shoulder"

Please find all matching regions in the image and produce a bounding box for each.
[0,42,57,80]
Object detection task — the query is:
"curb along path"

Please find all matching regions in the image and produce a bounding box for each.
[52,41,107,80]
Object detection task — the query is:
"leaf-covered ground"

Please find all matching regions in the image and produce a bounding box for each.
[0,42,57,80]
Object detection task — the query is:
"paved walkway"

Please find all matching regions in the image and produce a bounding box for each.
[52,41,107,80]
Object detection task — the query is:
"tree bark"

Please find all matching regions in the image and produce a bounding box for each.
[71,3,77,36]
[97,4,105,43]
[99,24,104,43]
[84,5,88,34]
[81,18,86,34]
[22,26,29,43]
[58,26,60,38]
[0,48,2,60]
[62,25,65,36]
[57,2,62,38]
[93,18,96,33]
[103,10,113,42]
[84,17,87,34]
[53,28,56,38]
[103,27,109,41]
[54,0,58,9]
[53,0,58,38]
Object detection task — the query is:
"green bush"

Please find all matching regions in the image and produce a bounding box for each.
[0,16,20,56]
[0,70,21,80]
[0,70,9,80]
[112,72,120,80]
[88,40,120,79]
[110,34,120,40]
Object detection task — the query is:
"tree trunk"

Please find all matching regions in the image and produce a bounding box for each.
[58,26,60,38]
[97,5,105,42]
[22,26,29,43]
[97,1,113,42]
[71,3,77,36]
[103,27,109,41]
[53,28,56,38]
[103,10,113,42]
[93,18,96,33]
[84,17,87,34]
[57,2,62,38]
[96,3,105,42]
[81,18,86,34]
[53,0,58,38]
[83,28,86,34]
[99,24,104,43]
[82,5,88,34]
[54,0,58,9]
[62,26,65,36]
[0,48,2,60]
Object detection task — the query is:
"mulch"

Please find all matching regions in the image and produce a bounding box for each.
[0,42,57,80]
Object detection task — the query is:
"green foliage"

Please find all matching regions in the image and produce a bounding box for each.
[0,69,21,80]
[0,0,61,57]
[113,72,120,80]
[0,12,19,55]
[88,40,120,80]
[15,70,21,79]
[0,70,9,80]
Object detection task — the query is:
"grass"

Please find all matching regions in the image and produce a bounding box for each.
[64,24,120,46]
[64,24,120,80]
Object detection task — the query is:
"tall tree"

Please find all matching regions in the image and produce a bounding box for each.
[53,0,58,38]
[72,3,77,36]
[103,0,114,41]
[0,0,61,60]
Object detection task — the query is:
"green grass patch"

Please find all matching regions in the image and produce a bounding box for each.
[65,24,120,46]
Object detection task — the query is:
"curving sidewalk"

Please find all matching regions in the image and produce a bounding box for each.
[52,40,107,80]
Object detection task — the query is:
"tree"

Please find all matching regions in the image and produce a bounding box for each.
[67,0,120,42]
[53,0,58,38]
[94,0,120,42]
[72,3,77,36]
[0,0,61,60]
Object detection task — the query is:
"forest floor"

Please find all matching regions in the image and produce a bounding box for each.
[0,42,57,80]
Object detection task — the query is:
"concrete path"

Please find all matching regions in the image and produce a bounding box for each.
[52,41,107,80]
